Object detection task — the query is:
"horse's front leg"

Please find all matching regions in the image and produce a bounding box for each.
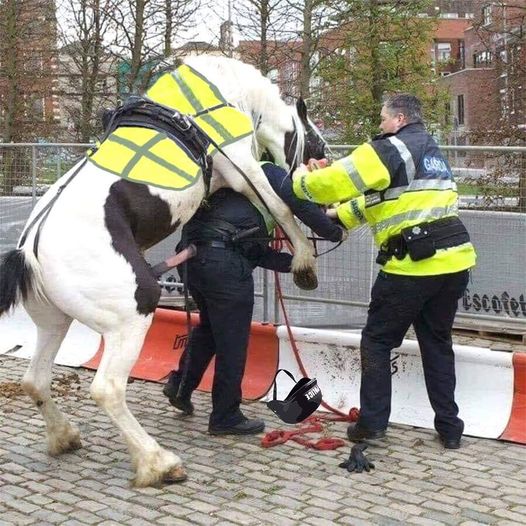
[91,314,187,487]
[213,146,317,290]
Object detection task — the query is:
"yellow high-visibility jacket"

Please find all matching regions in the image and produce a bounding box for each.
[293,123,476,275]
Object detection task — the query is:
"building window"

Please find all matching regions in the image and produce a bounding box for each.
[266,69,278,84]
[459,41,465,69]
[436,43,452,62]
[474,50,492,67]
[445,101,451,125]
[483,5,492,26]
[32,97,45,120]
[500,89,508,118]
[457,94,465,126]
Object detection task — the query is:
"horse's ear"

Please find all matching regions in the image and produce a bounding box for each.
[296,98,308,124]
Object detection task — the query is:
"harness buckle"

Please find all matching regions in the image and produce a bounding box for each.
[171,111,192,132]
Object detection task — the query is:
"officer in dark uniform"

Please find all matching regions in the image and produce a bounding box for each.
[163,162,344,435]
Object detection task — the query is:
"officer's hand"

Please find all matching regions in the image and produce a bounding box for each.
[338,443,375,473]
[337,226,349,242]
[307,158,328,171]
[326,208,338,219]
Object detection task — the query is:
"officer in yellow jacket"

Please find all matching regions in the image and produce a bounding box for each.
[293,94,476,449]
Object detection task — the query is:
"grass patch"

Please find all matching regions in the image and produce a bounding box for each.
[457,183,518,197]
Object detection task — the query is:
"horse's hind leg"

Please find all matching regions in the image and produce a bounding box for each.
[90,315,187,487]
[21,301,81,456]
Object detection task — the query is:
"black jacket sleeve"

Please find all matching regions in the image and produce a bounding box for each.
[262,163,344,242]
[254,248,292,273]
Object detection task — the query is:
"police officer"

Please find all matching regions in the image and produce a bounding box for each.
[163,162,345,435]
[293,94,476,449]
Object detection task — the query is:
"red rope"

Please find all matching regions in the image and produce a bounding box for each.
[261,229,360,449]
[274,269,357,419]
[261,417,347,450]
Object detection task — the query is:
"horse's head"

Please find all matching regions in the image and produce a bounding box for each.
[256,98,327,173]
[287,98,327,167]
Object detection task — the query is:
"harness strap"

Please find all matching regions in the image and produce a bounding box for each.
[193,119,291,243]
[18,158,88,258]
[269,369,297,401]
[100,97,213,196]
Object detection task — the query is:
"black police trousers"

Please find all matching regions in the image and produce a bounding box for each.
[359,269,469,440]
[173,246,255,427]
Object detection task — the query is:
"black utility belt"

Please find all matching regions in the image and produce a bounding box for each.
[194,240,234,250]
[376,216,470,266]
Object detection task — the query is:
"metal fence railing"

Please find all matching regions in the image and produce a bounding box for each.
[1,143,525,335]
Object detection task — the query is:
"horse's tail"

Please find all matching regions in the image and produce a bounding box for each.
[0,249,46,316]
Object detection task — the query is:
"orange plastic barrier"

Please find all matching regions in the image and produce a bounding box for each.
[83,307,279,400]
[500,353,526,444]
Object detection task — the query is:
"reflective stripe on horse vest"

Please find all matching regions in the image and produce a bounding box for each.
[87,127,202,190]
[146,65,254,152]
[87,64,254,190]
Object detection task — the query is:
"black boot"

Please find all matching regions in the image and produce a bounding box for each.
[163,372,194,416]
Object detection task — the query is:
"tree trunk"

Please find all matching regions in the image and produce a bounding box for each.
[129,0,146,93]
[164,0,173,58]
[259,0,269,74]
[369,0,383,122]
[300,0,313,99]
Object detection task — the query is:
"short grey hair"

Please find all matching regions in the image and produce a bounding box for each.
[384,94,423,124]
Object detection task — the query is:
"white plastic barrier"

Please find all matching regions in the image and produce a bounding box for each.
[1,308,521,442]
[0,307,100,366]
[274,326,515,439]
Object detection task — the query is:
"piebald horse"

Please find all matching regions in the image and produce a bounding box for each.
[0,55,326,486]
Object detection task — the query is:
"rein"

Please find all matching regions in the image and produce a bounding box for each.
[195,120,294,244]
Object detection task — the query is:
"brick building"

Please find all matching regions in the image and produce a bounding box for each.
[0,0,60,142]
[439,1,526,141]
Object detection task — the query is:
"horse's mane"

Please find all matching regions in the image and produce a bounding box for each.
[183,55,304,168]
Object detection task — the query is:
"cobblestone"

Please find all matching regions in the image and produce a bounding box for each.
[0,355,525,525]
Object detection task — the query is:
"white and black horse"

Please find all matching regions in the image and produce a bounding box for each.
[0,55,326,487]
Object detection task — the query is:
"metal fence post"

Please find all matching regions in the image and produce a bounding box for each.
[273,277,280,325]
[56,146,62,181]
[262,269,269,323]
[31,145,37,208]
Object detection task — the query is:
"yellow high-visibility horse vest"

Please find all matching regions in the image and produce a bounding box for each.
[87,64,253,191]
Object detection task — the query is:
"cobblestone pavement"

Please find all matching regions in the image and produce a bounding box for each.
[1,355,525,526]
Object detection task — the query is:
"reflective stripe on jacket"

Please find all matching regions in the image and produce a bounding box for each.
[293,123,476,276]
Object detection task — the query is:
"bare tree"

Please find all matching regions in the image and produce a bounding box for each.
[279,0,340,100]
[109,0,201,95]
[234,0,290,75]
[58,0,118,142]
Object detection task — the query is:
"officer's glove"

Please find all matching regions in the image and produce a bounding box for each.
[338,443,375,473]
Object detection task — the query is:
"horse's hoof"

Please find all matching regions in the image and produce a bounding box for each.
[164,465,187,484]
[47,428,82,456]
[293,268,318,290]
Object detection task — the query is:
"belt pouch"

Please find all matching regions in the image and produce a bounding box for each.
[401,224,436,261]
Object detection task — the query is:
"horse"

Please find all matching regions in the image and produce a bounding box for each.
[0,55,327,487]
